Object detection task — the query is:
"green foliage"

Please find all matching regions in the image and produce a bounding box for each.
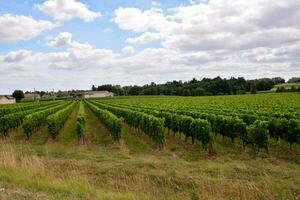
[86,101,123,141]
[101,93,300,152]
[90,101,165,145]
[92,76,285,96]
[47,102,76,138]
[22,101,71,139]
[0,101,62,137]
[287,77,300,83]
[12,90,24,101]
[76,102,86,138]
[0,101,57,118]
[247,120,269,152]
[286,119,300,148]
[190,119,212,150]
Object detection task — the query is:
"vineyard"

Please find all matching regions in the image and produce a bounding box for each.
[0,93,299,200]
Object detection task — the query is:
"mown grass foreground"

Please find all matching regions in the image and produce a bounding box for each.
[0,94,299,200]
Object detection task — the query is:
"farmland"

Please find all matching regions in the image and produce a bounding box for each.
[0,93,299,200]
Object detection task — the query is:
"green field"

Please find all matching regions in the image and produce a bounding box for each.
[0,93,300,200]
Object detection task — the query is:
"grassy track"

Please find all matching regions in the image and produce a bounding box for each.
[121,124,153,154]
[84,103,114,146]
[57,103,79,145]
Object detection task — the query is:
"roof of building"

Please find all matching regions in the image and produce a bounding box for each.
[84,91,113,95]
[0,95,16,100]
[24,93,40,98]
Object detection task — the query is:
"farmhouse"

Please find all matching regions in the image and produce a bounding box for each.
[0,95,16,104]
[24,93,41,100]
[83,91,114,99]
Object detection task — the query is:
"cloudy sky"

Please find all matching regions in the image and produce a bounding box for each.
[0,0,299,94]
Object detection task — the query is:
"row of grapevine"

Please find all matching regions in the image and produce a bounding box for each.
[157,112,213,149]
[22,101,72,139]
[0,101,62,138]
[47,101,77,138]
[105,94,300,121]
[86,101,123,141]
[170,111,300,149]
[96,102,219,149]
[268,118,300,148]
[98,101,288,152]
[90,101,165,145]
[0,101,61,118]
[76,101,86,140]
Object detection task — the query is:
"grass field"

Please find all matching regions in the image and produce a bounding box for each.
[0,95,300,200]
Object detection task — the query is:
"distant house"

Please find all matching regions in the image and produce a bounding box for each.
[41,94,56,99]
[0,95,16,104]
[24,93,41,100]
[83,91,114,99]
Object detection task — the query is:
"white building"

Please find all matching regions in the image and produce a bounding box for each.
[0,95,16,104]
[83,91,114,99]
[24,93,41,100]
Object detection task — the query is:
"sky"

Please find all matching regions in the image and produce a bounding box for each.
[0,0,299,94]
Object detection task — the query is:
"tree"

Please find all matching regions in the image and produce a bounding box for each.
[129,86,142,95]
[288,77,300,83]
[183,89,191,96]
[250,81,257,94]
[193,87,205,96]
[40,91,46,97]
[12,90,24,102]
[92,85,97,91]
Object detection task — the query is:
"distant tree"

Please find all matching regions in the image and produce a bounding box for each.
[193,87,205,96]
[12,90,24,102]
[183,89,191,96]
[276,86,286,93]
[90,76,291,97]
[291,86,297,92]
[40,91,46,97]
[92,85,96,91]
[129,86,142,95]
[288,77,300,83]
[189,78,198,84]
[250,81,257,94]
[272,77,285,85]
[141,86,157,95]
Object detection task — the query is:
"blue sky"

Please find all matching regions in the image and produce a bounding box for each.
[0,0,299,94]
[0,0,189,53]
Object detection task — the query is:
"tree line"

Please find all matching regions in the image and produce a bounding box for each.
[92,76,299,96]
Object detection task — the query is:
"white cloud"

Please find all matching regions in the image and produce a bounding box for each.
[35,0,101,22]
[126,32,161,45]
[114,0,300,52]
[113,7,174,32]
[122,46,135,55]
[0,14,58,43]
[1,0,300,93]
[46,32,73,47]
[3,50,32,62]
[1,42,298,94]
